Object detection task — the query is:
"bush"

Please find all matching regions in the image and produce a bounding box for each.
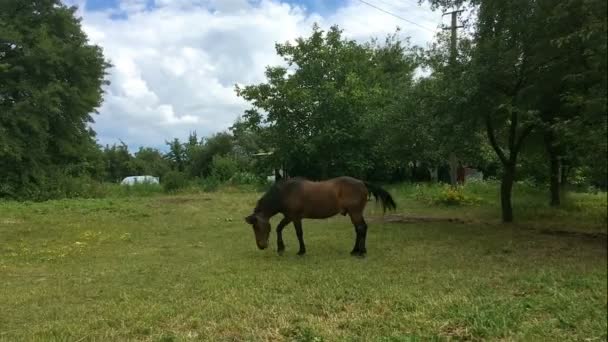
[210,155,238,182]
[229,172,262,185]
[433,186,477,205]
[414,183,482,206]
[162,171,188,192]
[200,177,221,192]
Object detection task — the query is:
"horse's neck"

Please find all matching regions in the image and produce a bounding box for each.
[259,206,279,219]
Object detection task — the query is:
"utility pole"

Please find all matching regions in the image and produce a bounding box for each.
[442,8,464,186]
[443,9,464,66]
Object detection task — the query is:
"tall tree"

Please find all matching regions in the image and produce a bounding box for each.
[0,0,109,198]
[237,25,419,179]
[102,143,133,182]
[165,138,186,172]
[525,0,607,204]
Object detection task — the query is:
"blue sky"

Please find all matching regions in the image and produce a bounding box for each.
[65,0,442,151]
[81,0,347,13]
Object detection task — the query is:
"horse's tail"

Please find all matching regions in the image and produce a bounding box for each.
[363,182,396,212]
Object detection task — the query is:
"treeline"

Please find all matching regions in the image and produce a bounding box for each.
[98,131,263,185]
[1,0,606,223]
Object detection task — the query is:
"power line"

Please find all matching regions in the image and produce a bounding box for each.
[355,0,436,33]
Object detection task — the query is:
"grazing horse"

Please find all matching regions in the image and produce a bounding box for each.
[244,176,396,257]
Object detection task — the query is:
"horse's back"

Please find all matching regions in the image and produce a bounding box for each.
[282,177,366,218]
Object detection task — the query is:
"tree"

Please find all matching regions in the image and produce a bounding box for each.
[165,138,186,172]
[237,25,421,180]
[101,143,133,182]
[0,0,109,198]
[130,147,170,178]
[525,0,607,204]
[188,132,234,178]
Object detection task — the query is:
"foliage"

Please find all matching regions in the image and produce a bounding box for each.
[229,171,261,185]
[161,171,187,192]
[210,154,239,182]
[414,183,482,206]
[101,143,134,183]
[0,0,110,199]
[236,25,419,179]
[130,147,170,179]
[421,0,607,220]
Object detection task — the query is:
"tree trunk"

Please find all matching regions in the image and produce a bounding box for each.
[500,163,516,223]
[544,130,561,206]
[549,156,561,206]
[449,152,458,185]
[560,164,568,188]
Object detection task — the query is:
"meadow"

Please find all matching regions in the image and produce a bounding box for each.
[1,181,606,341]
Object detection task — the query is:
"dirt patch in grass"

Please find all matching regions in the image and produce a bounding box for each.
[369,214,469,224]
[373,214,607,242]
[537,228,607,241]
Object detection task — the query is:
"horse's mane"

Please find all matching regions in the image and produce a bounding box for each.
[254,177,306,215]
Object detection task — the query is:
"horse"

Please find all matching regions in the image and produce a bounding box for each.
[244,176,396,257]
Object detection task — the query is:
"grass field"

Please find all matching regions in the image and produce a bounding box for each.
[1,183,606,341]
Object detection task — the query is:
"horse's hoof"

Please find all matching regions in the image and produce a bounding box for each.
[297,251,306,256]
[351,251,366,258]
[277,250,284,256]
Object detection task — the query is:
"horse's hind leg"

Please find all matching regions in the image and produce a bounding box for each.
[348,211,367,257]
[294,219,306,256]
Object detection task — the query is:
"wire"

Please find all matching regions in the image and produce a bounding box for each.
[355,0,437,33]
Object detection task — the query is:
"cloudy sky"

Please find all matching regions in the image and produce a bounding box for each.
[63,0,445,151]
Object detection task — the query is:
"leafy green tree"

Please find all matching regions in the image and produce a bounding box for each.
[423,0,606,219]
[210,154,239,182]
[237,25,420,179]
[101,143,133,182]
[188,132,234,178]
[525,0,607,203]
[0,0,109,198]
[130,147,170,178]
[165,138,186,172]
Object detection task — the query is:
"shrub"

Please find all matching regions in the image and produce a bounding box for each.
[433,186,478,205]
[200,177,221,192]
[229,172,261,185]
[210,155,238,182]
[162,171,187,192]
[414,183,482,206]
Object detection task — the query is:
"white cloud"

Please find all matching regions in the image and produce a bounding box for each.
[69,0,441,150]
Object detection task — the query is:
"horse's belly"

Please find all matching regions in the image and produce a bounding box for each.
[300,202,339,219]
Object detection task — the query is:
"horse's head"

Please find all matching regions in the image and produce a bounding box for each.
[245,212,271,250]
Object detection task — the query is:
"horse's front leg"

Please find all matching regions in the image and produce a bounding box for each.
[293,219,306,255]
[276,217,291,255]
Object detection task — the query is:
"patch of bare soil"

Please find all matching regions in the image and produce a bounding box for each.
[369,214,468,224]
[537,228,607,240]
[371,214,607,241]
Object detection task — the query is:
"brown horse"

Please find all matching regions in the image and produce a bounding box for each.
[244,176,396,257]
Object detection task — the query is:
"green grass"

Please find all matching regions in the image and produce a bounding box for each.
[1,183,606,341]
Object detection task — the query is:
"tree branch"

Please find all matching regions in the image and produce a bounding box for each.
[485,113,508,165]
[513,124,534,155]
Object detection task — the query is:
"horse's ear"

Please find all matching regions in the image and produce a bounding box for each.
[245,214,257,225]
